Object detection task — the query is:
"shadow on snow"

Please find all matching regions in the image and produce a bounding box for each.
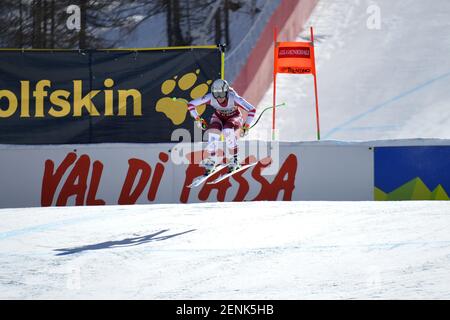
[54,229,196,256]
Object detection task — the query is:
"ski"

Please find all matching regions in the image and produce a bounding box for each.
[187,164,228,188]
[206,162,258,185]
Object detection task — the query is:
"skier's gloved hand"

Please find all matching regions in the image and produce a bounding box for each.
[240,123,250,137]
[195,116,207,130]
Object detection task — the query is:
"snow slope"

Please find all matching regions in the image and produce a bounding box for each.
[2,2,450,300]
[1,201,450,299]
[254,0,450,141]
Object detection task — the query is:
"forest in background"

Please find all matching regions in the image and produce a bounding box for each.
[0,0,262,49]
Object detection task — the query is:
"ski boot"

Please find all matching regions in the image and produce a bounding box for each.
[201,158,216,176]
[227,155,241,173]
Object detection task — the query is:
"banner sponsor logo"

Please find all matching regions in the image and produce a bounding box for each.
[0,141,377,207]
[155,69,211,125]
[40,151,298,206]
[374,146,450,200]
[0,78,142,118]
[0,49,221,144]
[278,47,311,59]
[278,67,312,74]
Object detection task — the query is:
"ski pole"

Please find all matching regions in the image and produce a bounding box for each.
[250,102,286,129]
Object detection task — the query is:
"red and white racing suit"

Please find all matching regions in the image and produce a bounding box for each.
[187,89,256,160]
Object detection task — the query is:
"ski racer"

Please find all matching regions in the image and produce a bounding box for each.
[187,79,256,175]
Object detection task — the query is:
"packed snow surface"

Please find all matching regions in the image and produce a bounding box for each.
[1,201,450,299]
[255,0,450,141]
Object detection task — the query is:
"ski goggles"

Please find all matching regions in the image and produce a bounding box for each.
[212,91,227,99]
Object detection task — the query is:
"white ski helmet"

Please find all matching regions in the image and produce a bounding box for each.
[211,79,229,99]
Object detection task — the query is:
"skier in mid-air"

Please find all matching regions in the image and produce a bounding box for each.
[187,79,256,175]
